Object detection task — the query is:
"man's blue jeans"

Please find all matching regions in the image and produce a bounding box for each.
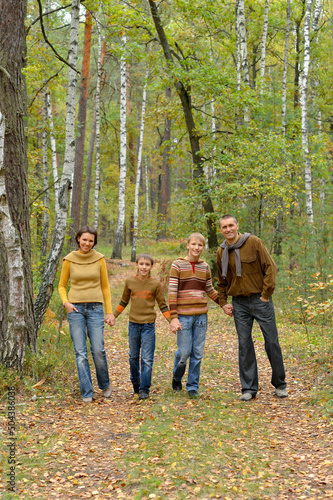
[128,322,156,393]
[67,303,110,399]
[232,294,286,395]
[173,314,207,392]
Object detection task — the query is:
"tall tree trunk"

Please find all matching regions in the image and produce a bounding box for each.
[94,12,102,228]
[44,90,59,210]
[301,0,314,224]
[281,0,291,136]
[81,40,107,227]
[0,0,35,369]
[157,86,172,239]
[112,35,127,258]
[259,0,270,97]
[237,0,250,88]
[294,3,305,109]
[41,93,49,258]
[70,9,92,242]
[131,64,149,262]
[34,0,81,333]
[148,0,218,248]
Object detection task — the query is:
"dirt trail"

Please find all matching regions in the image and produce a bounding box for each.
[1,260,332,499]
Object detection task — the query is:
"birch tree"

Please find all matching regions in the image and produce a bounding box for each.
[112,34,127,258]
[157,86,172,239]
[259,0,270,98]
[41,101,49,258]
[301,0,314,224]
[0,0,35,368]
[131,64,149,262]
[94,10,102,228]
[34,0,81,333]
[281,0,291,136]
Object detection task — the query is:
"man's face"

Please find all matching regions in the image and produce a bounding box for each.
[219,218,239,244]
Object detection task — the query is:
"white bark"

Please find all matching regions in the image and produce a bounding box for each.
[41,93,49,257]
[94,7,102,228]
[131,64,149,261]
[281,0,291,136]
[259,0,270,97]
[112,34,127,259]
[235,0,241,92]
[34,0,80,331]
[237,0,250,88]
[44,90,59,210]
[301,0,313,224]
[0,112,26,364]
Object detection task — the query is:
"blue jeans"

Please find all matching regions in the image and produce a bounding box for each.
[173,314,208,392]
[232,294,286,395]
[67,303,110,399]
[128,322,156,393]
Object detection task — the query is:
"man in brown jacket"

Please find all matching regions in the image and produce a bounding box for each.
[217,215,287,401]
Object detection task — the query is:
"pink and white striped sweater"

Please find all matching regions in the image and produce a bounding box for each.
[168,258,219,319]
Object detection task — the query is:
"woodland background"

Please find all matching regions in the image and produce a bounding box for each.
[0,1,333,498]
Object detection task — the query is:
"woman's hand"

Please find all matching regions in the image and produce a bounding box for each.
[105,313,116,327]
[64,302,78,313]
[170,318,182,334]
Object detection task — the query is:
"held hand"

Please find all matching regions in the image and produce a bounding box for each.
[105,313,116,326]
[222,304,233,317]
[260,297,269,302]
[170,318,182,334]
[64,302,78,313]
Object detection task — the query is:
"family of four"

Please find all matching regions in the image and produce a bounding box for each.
[58,215,287,403]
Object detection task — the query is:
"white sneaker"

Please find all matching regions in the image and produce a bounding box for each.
[82,397,93,403]
[275,388,288,398]
[103,384,112,398]
[240,392,254,402]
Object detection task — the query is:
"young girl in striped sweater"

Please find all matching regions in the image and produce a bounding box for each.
[169,233,220,397]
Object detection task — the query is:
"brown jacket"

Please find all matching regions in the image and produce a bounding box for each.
[216,234,277,306]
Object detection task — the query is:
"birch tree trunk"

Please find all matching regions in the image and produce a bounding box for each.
[235,0,241,92]
[70,9,92,242]
[34,0,80,333]
[112,34,127,258]
[81,41,107,227]
[281,0,291,136]
[131,64,149,262]
[41,97,49,258]
[94,13,102,228]
[259,0,270,98]
[45,90,59,210]
[301,0,314,224]
[148,0,218,248]
[237,0,250,88]
[0,0,35,368]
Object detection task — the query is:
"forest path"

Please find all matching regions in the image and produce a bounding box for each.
[2,259,333,499]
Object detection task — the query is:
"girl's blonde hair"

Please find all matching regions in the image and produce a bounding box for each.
[187,233,206,245]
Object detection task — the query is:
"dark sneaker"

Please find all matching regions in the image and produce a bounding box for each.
[139,390,149,400]
[172,378,182,391]
[187,390,198,398]
[240,392,254,401]
[132,381,140,394]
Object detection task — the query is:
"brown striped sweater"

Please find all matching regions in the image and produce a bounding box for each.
[168,258,220,319]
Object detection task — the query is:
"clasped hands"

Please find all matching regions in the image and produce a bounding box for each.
[170,318,182,334]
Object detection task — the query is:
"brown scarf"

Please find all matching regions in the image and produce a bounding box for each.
[220,233,251,278]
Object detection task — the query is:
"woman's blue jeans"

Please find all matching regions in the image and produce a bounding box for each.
[67,303,110,399]
[128,322,156,393]
[173,314,208,392]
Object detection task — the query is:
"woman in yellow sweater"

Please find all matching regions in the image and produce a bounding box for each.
[58,226,113,403]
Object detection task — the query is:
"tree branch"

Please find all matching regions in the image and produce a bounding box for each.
[26,3,72,34]
[36,0,80,74]
[28,66,65,109]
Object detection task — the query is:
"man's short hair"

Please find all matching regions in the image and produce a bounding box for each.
[219,215,238,227]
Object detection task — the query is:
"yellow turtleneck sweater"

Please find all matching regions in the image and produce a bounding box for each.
[58,249,112,314]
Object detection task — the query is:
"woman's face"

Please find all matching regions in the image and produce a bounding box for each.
[77,232,95,253]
